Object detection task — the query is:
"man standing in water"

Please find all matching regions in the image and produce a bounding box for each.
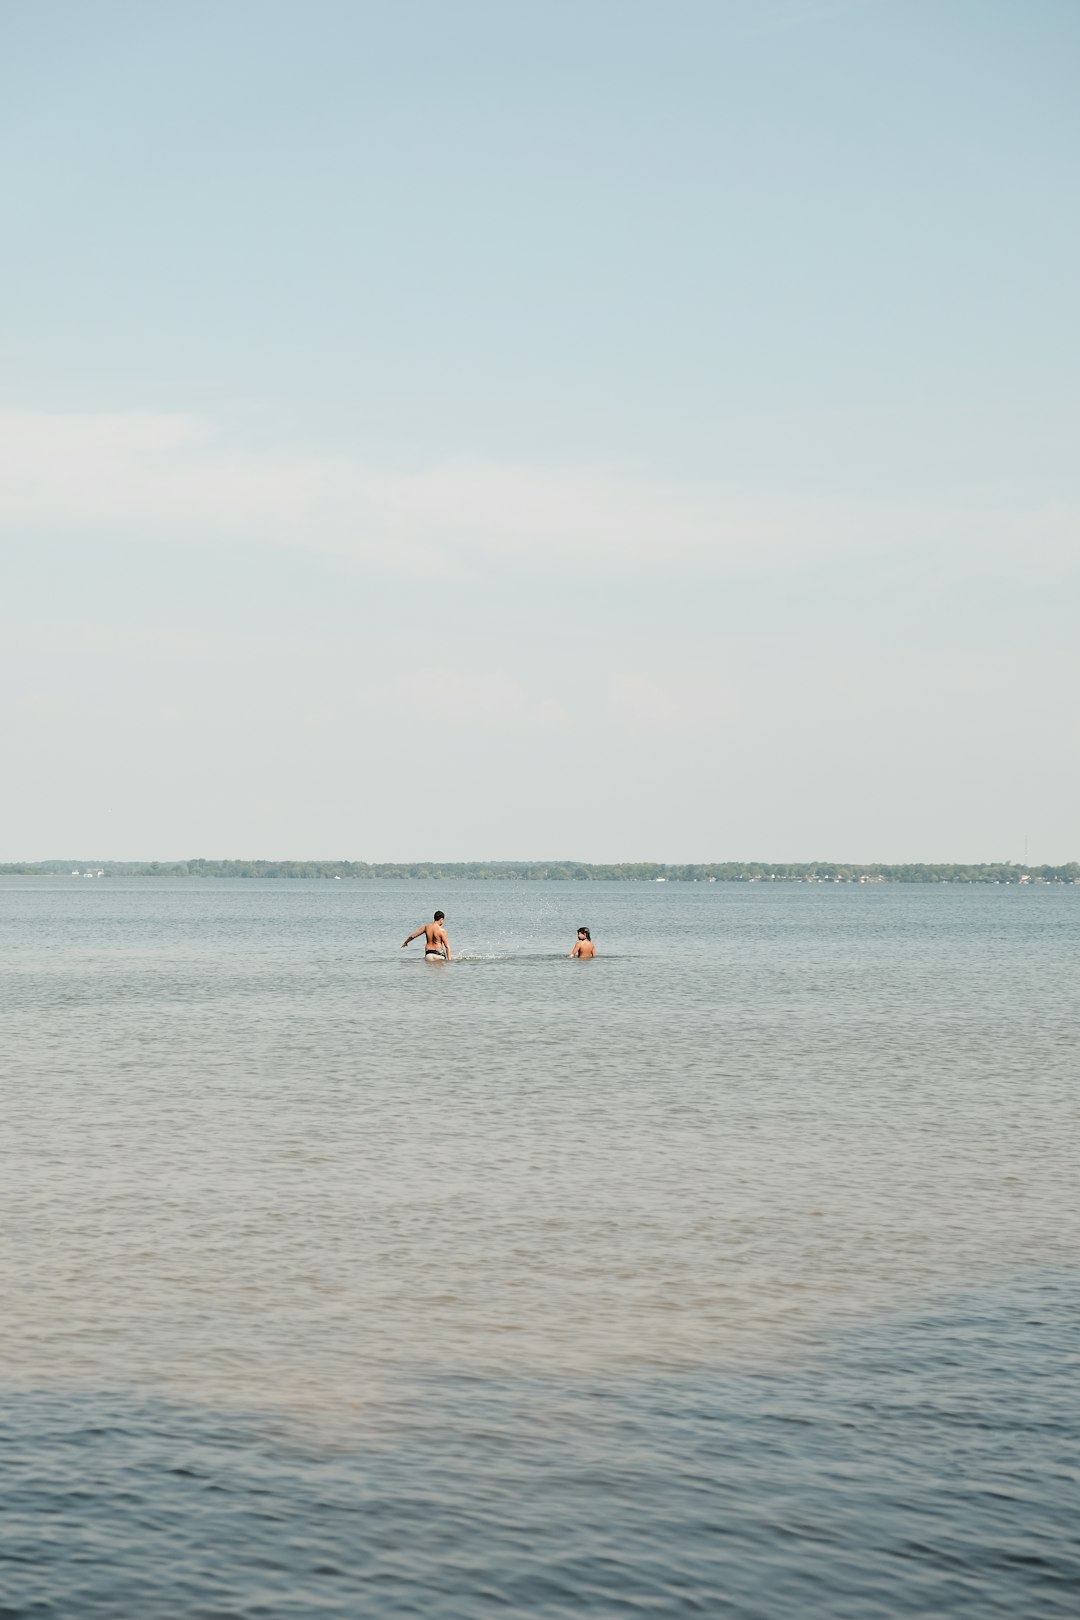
[401,911,452,962]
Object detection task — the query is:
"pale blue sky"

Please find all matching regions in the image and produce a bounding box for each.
[2,1,1078,860]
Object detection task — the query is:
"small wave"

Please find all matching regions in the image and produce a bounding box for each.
[452,952,576,964]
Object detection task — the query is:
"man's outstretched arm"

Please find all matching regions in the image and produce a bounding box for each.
[401,928,424,948]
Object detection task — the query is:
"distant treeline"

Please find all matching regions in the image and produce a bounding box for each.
[4,859,1078,884]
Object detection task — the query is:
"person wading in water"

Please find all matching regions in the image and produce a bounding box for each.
[402,911,452,962]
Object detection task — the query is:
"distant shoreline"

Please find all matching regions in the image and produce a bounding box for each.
[3,860,1077,884]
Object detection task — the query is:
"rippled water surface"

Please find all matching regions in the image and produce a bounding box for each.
[2,878,1078,1614]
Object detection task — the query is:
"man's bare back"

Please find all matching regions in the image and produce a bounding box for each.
[402,911,451,961]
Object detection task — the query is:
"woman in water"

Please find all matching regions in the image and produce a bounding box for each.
[570,927,596,959]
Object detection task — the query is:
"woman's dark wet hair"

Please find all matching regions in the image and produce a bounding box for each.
[577,926,591,940]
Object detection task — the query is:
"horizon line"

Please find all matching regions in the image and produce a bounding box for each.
[3,857,1077,877]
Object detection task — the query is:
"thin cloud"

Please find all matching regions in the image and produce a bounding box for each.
[1,408,1074,582]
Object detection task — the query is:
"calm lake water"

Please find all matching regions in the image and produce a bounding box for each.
[2,877,1078,1615]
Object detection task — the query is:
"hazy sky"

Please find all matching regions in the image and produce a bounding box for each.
[3,0,1078,862]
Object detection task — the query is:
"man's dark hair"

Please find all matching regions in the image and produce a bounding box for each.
[434,911,445,921]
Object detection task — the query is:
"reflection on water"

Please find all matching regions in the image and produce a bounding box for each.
[2,878,1078,1613]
